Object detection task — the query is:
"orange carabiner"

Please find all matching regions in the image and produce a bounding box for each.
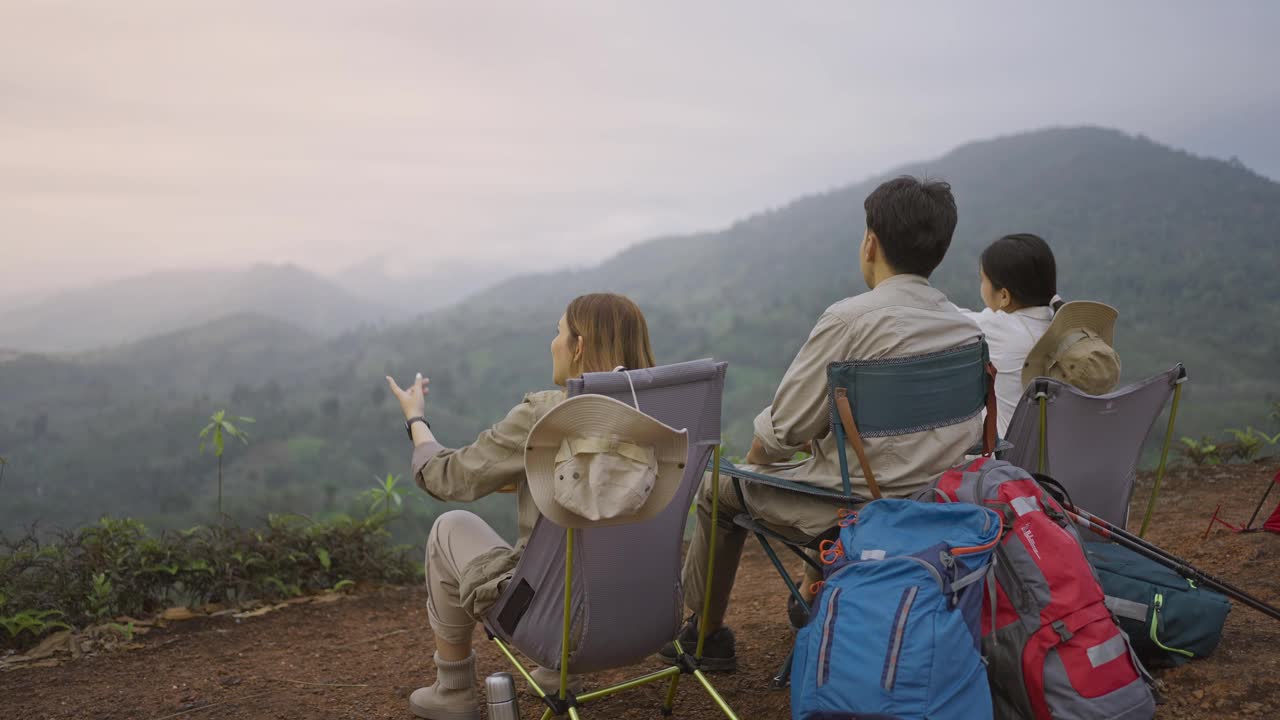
[836,508,859,528]
[818,539,844,565]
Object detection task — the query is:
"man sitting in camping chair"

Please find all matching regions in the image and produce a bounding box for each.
[660,176,984,672]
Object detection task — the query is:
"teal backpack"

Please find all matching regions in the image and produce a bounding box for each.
[1086,541,1231,667]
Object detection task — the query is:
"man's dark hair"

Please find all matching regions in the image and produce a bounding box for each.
[863,176,958,277]
[980,233,1058,307]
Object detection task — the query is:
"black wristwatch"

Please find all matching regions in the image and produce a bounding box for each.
[405,416,431,440]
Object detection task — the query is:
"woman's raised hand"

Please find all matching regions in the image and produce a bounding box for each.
[386,372,430,420]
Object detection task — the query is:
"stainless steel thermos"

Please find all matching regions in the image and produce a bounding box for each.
[485,672,521,720]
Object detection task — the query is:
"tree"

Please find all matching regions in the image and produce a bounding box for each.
[0,455,7,492]
[198,410,255,524]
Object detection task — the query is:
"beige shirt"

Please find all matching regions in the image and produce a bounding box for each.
[411,389,565,550]
[751,274,982,498]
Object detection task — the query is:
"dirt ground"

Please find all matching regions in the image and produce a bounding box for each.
[3,462,1278,719]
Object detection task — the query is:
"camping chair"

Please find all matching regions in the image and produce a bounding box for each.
[717,340,1000,687]
[482,359,738,719]
[999,364,1186,537]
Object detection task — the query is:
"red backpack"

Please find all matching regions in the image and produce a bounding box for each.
[918,458,1154,720]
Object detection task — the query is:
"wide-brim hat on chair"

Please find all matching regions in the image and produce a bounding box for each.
[1022,300,1121,395]
[525,394,689,529]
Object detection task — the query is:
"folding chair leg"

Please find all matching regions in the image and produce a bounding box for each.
[666,640,740,719]
[661,672,681,715]
[1139,381,1183,538]
[1036,391,1048,474]
[695,446,723,659]
[782,537,823,574]
[753,530,808,609]
[691,668,740,719]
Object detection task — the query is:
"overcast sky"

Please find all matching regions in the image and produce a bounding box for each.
[2,1,1277,300]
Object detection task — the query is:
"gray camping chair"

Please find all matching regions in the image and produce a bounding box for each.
[1000,365,1186,536]
[482,359,737,719]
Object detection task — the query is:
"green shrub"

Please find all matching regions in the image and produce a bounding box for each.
[1228,427,1280,460]
[1178,435,1221,466]
[0,514,420,650]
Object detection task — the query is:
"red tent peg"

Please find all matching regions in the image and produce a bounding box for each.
[1203,504,1243,539]
[1205,469,1280,537]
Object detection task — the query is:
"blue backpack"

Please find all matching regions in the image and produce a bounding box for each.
[791,499,1002,720]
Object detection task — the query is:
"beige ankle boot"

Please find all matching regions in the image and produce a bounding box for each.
[409,652,481,720]
[529,665,585,696]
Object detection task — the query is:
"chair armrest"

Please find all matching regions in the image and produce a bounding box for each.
[708,457,868,504]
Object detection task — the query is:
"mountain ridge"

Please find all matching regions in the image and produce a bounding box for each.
[0,264,380,353]
[2,125,1277,535]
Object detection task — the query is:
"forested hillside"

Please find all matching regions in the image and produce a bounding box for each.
[3,127,1277,537]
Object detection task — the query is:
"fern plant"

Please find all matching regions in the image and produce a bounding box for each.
[1223,420,1274,458]
[1179,436,1220,466]
[0,610,71,640]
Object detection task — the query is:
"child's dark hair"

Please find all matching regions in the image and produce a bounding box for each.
[980,233,1060,309]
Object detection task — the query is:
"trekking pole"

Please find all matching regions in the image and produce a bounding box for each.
[1066,506,1280,622]
[1035,473,1280,621]
[1244,470,1280,530]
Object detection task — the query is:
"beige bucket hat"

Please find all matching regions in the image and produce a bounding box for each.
[525,394,689,529]
[1022,301,1121,395]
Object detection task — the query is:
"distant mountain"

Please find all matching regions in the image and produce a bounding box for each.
[448,126,1280,444]
[0,264,382,353]
[3,126,1278,536]
[0,313,320,438]
[333,256,518,319]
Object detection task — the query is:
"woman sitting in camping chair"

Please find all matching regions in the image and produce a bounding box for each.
[385,293,657,720]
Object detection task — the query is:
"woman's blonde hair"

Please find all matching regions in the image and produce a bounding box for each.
[565,293,656,377]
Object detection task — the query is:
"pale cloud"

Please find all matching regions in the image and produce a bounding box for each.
[1,1,1277,297]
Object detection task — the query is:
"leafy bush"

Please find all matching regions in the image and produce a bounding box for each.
[1179,436,1221,466]
[1180,425,1280,467]
[1223,427,1279,462]
[0,514,419,650]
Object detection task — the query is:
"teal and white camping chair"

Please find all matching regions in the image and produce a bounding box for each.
[717,340,1001,687]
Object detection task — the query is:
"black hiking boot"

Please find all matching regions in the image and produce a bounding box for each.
[657,615,738,672]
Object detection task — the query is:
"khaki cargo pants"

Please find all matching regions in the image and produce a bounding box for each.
[424,510,511,645]
[680,466,846,628]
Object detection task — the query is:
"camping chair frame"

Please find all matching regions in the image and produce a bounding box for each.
[718,341,1000,687]
[1017,366,1186,538]
[488,446,739,719]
